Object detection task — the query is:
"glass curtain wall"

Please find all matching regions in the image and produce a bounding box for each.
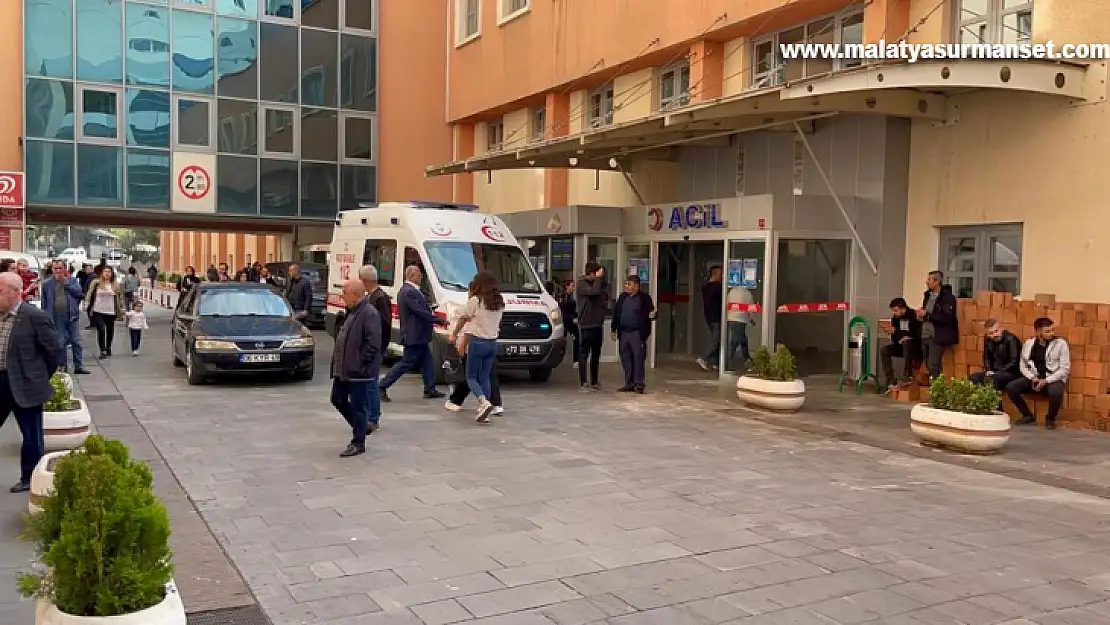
[23,0,378,216]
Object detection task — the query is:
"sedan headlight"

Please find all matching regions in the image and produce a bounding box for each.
[194,339,238,350]
[548,308,563,326]
[282,337,315,348]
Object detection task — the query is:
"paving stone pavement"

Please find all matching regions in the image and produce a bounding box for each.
[47,304,1110,623]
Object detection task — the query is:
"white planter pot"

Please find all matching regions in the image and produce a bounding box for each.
[36,580,186,625]
[44,399,92,452]
[29,451,71,514]
[910,404,1011,454]
[736,376,806,412]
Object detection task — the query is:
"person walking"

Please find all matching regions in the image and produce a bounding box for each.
[612,275,656,394]
[122,266,140,311]
[179,266,202,293]
[330,279,382,457]
[124,300,149,356]
[575,262,608,391]
[83,266,124,358]
[359,265,391,433]
[146,264,158,290]
[206,264,219,282]
[379,265,446,402]
[445,275,504,416]
[285,263,314,322]
[560,280,580,369]
[0,272,61,493]
[448,271,504,423]
[40,261,89,375]
[696,265,724,371]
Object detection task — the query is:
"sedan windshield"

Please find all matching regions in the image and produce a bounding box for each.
[199,289,291,316]
[424,242,541,293]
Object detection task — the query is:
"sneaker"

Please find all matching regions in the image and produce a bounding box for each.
[573,362,579,369]
[132,350,139,356]
[476,399,493,423]
[589,384,601,392]
[424,390,445,400]
[492,406,504,416]
[618,386,633,392]
[444,401,462,412]
[380,389,392,403]
[580,385,591,393]
[695,358,709,371]
[634,387,645,394]
[339,443,365,458]
[368,422,380,433]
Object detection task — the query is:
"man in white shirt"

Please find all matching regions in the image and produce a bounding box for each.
[726,286,755,368]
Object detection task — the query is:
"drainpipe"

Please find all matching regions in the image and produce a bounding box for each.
[791,121,878,276]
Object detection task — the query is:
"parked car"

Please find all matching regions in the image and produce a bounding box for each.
[170,282,315,385]
[265,261,327,329]
[56,247,88,266]
[103,247,126,268]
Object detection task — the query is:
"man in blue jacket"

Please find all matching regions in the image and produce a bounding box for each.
[379,265,446,402]
[611,275,656,394]
[40,260,89,375]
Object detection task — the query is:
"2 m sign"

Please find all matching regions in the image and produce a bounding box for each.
[178,165,210,200]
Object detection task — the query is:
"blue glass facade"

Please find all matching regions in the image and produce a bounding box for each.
[24,0,377,217]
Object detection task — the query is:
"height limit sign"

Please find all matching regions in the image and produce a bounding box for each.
[178,165,210,200]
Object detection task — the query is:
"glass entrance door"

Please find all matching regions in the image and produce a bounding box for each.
[656,242,692,359]
[774,238,850,375]
[723,240,767,374]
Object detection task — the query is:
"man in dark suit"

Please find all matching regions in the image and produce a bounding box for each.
[0,273,62,493]
[331,280,382,458]
[611,275,656,394]
[379,265,445,402]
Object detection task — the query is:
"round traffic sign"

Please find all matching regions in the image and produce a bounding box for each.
[178,165,211,200]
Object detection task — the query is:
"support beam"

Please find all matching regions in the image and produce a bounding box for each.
[669,89,948,125]
[619,165,648,206]
[792,121,878,277]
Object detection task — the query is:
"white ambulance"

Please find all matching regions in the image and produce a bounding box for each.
[325,201,567,383]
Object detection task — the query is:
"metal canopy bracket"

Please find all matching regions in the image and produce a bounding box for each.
[792,121,878,277]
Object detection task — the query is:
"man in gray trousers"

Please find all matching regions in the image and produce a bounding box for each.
[611,275,656,394]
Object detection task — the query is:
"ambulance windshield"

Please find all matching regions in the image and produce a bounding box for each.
[424,242,541,294]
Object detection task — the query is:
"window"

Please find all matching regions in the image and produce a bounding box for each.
[261,105,297,157]
[587,83,614,129]
[173,95,212,149]
[260,159,298,216]
[361,239,397,286]
[78,86,122,142]
[499,0,529,23]
[172,9,216,94]
[341,114,375,162]
[403,246,434,301]
[77,0,123,83]
[341,165,376,208]
[302,108,338,161]
[78,144,123,207]
[958,0,1033,44]
[530,107,546,143]
[25,0,73,79]
[25,79,75,141]
[486,120,504,152]
[216,154,258,214]
[658,62,691,110]
[750,8,865,89]
[263,0,295,20]
[457,0,480,44]
[939,225,1022,298]
[425,242,542,294]
[260,23,298,103]
[127,149,171,209]
[343,0,374,31]
[217,98,257,154]
[217,17,257,99]
[199,289,292,316]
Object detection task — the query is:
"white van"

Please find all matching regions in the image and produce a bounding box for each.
[325,201,567,383]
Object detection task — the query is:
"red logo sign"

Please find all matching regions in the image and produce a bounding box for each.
[757,218,766,230]
[0,173,25,209]
[430,223,452,237]
[178,165,211,200]
[647,207,664,231]
[480,224,507,242]
[0,207,22,228]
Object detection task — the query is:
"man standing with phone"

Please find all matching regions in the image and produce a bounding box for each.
[575,262,608,392]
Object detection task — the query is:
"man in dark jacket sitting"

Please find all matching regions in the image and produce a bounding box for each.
[916,270,959,380]
[330,280,382,458]
[969,317,1021,390]
[611,275,656,394]
[880,297,921,390]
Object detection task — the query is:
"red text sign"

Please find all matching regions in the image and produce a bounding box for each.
[0,173,24,209]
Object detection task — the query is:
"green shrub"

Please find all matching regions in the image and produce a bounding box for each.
[746,344,798,382]
[156,271,166,283]
[43,374,79,412]
[18,435,173,617]
[928,377,1002,415]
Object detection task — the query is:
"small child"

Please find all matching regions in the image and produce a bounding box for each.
[124,301,149,356]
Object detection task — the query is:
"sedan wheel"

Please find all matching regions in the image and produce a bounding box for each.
[185,348,205,385]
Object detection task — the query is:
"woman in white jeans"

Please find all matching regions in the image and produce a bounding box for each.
[449,271,504,424]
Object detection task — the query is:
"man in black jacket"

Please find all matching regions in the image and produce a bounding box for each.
[969,318,1021,390]
[330,280,381,458]
[879,297,921,390]
[916,270,959,380]
[575,262,608,391]
[285,263,314,322]
[611,275,656,394]
[359,265,392,359]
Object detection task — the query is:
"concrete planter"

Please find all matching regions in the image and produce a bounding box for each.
[44,399,91,452]
[910,404,1010,454]
[736,376,806,412]
[28,451,71,514]
[36,580,186,625]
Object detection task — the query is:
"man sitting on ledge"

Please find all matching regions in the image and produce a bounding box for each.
[969,317,1021,391]
[1006,317,1070,430]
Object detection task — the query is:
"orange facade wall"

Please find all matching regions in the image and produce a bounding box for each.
[158,231,283,275]
[447,0,854,121]
[0,0,20,174]
[378,1,454,202]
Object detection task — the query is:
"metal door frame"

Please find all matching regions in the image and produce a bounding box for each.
[721,233,774,379]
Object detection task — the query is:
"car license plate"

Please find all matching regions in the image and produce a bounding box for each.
[503,344,539,356]
[240,353,280,363]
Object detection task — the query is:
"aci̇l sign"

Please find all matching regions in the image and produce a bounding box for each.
[648,203,728,231]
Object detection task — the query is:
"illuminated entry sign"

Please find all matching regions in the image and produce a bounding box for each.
[649,203,729,231]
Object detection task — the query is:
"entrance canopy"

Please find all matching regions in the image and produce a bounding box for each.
[425,59,1096,177]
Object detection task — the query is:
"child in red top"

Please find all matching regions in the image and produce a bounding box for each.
[16,259,38,302]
